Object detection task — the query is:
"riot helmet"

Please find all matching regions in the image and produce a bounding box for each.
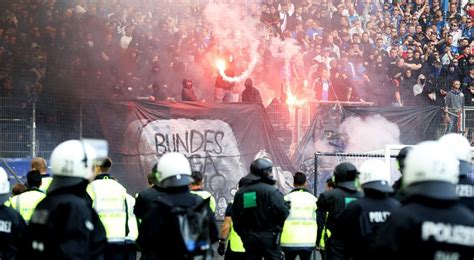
[439,133,472,176]
[250,158,273,178]
[156,152,193,188]
[359,159,392,193]
[48,140,97,193]
[333,162,359,191]
[403,141,459,200]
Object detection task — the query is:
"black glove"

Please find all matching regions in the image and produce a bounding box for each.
[217,240,226,256]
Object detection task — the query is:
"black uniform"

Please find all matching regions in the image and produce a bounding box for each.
[336,190,400,260]
[317,186,363,260]
[232,174,290,260]
[136,186,218,260]
[18,182,107,259]
[456,175,474,212]
[241,86,263,104]
[133,184,164,220]
[0,205,26,260]
[375,195,474,259]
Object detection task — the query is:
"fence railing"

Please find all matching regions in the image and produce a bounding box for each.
[0,96,84,159]
[2,97,470,159]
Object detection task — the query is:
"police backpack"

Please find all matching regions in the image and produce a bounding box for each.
[156,196,212,258]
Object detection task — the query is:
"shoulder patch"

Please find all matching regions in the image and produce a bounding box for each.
[243,192,257,208]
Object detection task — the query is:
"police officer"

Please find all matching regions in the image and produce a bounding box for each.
[190,171,216,212]
[133,163,164,221]
[317,162,363,260]
[232,158,290,260]
[280,172,317,260]
[87,157,138,259]
[392,146,412,195]
[0,167,26,259]
[30,157,52,192]
[136,152,218,259]
[18,140,107,259]
[336,159,400,259]
[9,170,46,223]
[375,141,474,259]
[439,133,474,212]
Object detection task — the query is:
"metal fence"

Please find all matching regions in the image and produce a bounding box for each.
[312,152,397,196]
[463,106,474,143]
[3,99,474,159]
[0,97,87,159]
[0,98,31,158]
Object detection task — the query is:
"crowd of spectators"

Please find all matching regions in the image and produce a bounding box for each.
[0,0,473,107]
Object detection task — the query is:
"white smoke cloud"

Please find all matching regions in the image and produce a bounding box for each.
[268,37,301,86]
[339,115,401,153]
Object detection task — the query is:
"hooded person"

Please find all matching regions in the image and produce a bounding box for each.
[336,160,401,260]
[0,167,26,259]
[412,74,426,97]
[316,162,363,260]
[181,79,199,101]
[412,73,435,106]
[241,78,263,104]
[439,133,474,212]
[375,141,474,259]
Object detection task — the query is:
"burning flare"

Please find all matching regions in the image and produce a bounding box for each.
[215,58,226,72]
[286,88,307,107]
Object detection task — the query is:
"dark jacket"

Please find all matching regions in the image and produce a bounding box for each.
[181,87,199,101]
[18,181,107,259]
[464,88,474,106]
[374,195,474,259]
[336,190,401,260]
[232,174,290,235]
[317,186,363,236]
[0,205,26,260]
[133,185,164,220]
[136,186,218,260]
[316,186,363,260]
[241,86,263,104]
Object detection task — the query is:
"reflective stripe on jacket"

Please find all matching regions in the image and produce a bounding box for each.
[280,189,318,248]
